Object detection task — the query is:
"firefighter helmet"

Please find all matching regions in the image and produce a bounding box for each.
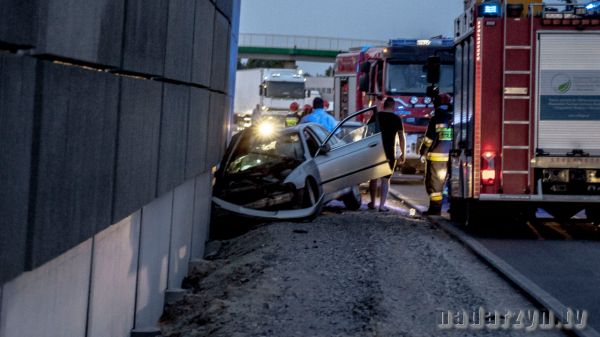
[289,101,299,112]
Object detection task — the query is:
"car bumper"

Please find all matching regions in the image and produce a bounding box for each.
[212,195,325,220]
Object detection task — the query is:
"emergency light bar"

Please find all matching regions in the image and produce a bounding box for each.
[478,1,501,17]
[587,1,600,11]
[388,38,453,47]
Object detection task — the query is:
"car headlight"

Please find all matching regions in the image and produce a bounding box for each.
[257,121,275,137]
[423,96,432,104]
[410,96,419,105]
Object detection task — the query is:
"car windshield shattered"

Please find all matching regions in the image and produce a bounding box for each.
[226,131,304,175]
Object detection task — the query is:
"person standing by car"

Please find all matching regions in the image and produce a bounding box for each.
[368,97,406,212]
[418,93,453,215]
[300,97,338,132]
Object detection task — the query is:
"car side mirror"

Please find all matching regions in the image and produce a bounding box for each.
[319,143,331,154]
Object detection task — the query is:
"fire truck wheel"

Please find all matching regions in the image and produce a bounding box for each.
[448,198,466,223]
[463,200,484,231]
[545,205,581,223]
[587,207,600,224]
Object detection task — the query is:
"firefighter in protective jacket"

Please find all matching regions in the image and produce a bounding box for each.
[419,93,453,215]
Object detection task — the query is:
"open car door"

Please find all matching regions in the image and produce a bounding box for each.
[314,106,392,195]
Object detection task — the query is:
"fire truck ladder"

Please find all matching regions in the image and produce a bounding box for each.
[500,3,534,191]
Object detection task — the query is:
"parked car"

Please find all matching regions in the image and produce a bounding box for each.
[212,107,392,220]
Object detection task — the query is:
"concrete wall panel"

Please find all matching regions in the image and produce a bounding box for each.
[185,87,209,179]
[210,12,231,93]
[0,55,36,283]
[0,0,35,46]
[113,78,162,222]
[122,0,168,76]
[191,173,212,259]
[158,84,189,196]
[191,0,215,87]
[134,192,173,330]
[87,213,140,337]
[0,239,92,337]
[207,92,227,168]
[36,0,124,67]
[168,179,195,289]
[215,0,233,21]
[31,62,119,268]
[164,0,195,82]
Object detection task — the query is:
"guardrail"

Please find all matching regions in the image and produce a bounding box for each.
[239,33,386,52]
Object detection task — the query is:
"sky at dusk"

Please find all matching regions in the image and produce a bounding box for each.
[239,0,464,74]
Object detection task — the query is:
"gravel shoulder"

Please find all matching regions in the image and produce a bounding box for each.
[161,208,565,337]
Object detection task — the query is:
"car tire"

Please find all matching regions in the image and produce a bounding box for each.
[300,178,319,208]
[342,185,362,211]
[298,178,322,221]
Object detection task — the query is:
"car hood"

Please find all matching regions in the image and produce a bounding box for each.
[213,160,302,207]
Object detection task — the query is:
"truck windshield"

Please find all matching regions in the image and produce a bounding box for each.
[266,81,306,99]
[386,63,453,95]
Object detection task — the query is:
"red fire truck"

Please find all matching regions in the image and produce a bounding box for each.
[448,0,600,226]
[334,39,454,173]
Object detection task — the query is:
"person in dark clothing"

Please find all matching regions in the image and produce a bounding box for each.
[368,97,406,212]
[419,93,453,215]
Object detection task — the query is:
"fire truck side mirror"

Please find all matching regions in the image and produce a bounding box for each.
[259,84,265,96]
[360,61,371,74]
[359,73,370,93]
[426,56,441,84]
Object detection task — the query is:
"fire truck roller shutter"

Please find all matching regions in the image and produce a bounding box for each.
[537,32,600,156]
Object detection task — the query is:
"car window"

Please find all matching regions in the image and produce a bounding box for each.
[303,130,320,157]
[226,130,304,175]
[325,109,380,150]
[310,124,330,143]
[338,123,368,144]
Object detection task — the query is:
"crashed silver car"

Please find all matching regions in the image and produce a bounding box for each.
[212,107,392,220]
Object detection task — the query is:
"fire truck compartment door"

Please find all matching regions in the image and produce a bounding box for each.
[537,32,600,155]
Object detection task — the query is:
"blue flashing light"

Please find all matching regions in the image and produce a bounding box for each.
[478,2,502,17]
[586,1,600,11]
[388,39,418,46]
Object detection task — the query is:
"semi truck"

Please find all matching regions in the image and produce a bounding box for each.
[447,0,600,226]
[334,39,454,173]
[234,68,313,130]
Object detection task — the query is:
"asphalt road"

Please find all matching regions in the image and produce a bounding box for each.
[475,233,600,335]
[390,180,600,336]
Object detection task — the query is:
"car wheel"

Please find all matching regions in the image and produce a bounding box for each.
[342,185,362,210]
[300,178,319,207]
[297,178,322,221]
